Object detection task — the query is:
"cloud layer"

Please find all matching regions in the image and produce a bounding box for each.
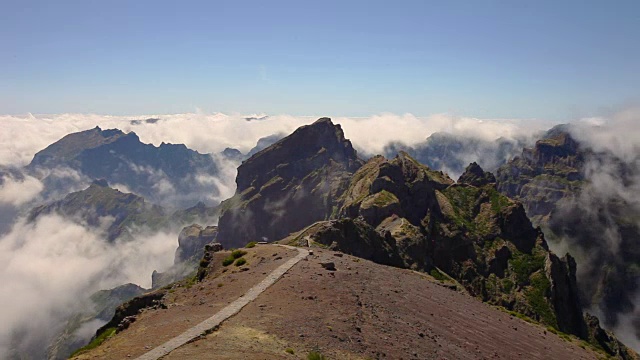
[0,112,553,168]
[0,214,177,357]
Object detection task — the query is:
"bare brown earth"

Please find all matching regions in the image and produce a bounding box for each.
[75,245,600,360]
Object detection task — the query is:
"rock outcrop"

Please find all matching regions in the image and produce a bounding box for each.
[216,118,364,247]
[152,224,221,289]
[458,162,497,187]
[545,253,587,338]
[174,224,219,264]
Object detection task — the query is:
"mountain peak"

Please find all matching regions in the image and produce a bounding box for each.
[312,116,333,124]
[217,118,364,247]
[457,162,496,187]
[235,117,361,192]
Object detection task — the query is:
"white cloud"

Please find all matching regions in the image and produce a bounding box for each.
[0,111,552,169]
[0,214,177,356]
[0,174,43,206]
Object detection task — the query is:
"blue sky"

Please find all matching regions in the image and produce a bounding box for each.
[1,0,639,119]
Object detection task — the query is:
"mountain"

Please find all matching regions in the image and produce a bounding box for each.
[28,179,168,241]
[27,126,221,208]
[71,244,629,359]
[283,156,607,343]
[64,119,636,358]
[216,118,364,247]
[245,133,286,158]
[212,118,632,356]
[496,124,640,347]
[495,124,585,225]
[383,131,527,178]
[170,201,220,228]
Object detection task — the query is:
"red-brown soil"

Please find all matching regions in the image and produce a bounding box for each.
[75,245,600,360]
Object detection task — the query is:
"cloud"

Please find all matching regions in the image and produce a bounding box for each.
[0,112,552,170]
[545,107,640,350]
[0,214,177,357]
[0,173,43,207]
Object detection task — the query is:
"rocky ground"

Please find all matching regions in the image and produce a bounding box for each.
[73,245,601,359]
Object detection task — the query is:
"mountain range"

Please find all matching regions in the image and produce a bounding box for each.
[2,118,639,359]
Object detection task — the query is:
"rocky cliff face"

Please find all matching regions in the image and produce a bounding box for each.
[27,126,221,207]
[174,224,218,264]
[497,125,640,346]
[495,125,585,224]
[216,118,364,247]
[151,223,220,289]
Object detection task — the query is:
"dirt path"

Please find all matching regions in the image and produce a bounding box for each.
[134,245,309,360]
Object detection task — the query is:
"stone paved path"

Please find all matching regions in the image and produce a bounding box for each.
[135,245,309,360]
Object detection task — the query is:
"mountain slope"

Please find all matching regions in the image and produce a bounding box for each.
[72,245,609,359]
[283,156,601,342]
[211,119,634,356]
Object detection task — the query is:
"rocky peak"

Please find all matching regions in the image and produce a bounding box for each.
[340,151,453,227]
[216,118,364,247]
[457,162,496,187]
[529,128,581,167]
[29,127,126,168]
[495,125,585,224]
[235,117,361,192]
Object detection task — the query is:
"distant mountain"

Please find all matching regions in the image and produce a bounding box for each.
[170,201,219,228]
[383,132,528,178]
[496,124,640,343]
[245,133,286,158]
[496,124,585,224]
[220,133,286,162]
[27,126,221,208]
[28,179,168,241]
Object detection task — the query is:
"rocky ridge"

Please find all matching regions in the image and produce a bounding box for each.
[27,126,221,207]
[212,118,632,357]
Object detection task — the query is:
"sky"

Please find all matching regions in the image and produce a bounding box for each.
[1,0,639,119]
